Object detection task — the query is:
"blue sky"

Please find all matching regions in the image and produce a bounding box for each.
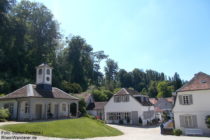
[31,0,210,81]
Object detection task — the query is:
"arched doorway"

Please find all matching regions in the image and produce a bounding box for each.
[70,103,77,116]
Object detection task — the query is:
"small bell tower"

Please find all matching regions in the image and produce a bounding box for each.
[36,63,53,90]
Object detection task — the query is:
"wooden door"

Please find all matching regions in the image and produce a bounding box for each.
[35,104,42,120]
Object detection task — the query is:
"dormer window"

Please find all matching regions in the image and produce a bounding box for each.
[47,69,50,75]
[38,69,42,75]
[201,80,206,83]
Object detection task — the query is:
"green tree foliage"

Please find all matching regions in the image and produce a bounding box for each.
[0,108,10,121]
[79,99,87,116]
[0,0,60,93]
[0,0,184,100]
[61,81,82,93]
[148,81,158,97]
[105,59,118,90]
[117,69,132,88]
[157,81,174,97]
[172,72,183,90]
[92,89,113,101]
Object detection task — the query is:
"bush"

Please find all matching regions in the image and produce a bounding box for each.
[79,99,87,116]
[205,115,210,128]
[173,129,182,136]
[119,120,123,124]
[85,114,96,120]
[61,81,82,93]
[0,108,10,122]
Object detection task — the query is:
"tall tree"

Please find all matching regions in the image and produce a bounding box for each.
[92,51,108,86]
[172,72,182,90]
[65,36,93,90]
[104,59,118,90]
[117,69,132,88]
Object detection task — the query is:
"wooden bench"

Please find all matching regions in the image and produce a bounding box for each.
[185,128,203,136]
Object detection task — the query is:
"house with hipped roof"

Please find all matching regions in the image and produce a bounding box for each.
[173,72,210,136]
[0,64,79,121]
[104,88,155,125]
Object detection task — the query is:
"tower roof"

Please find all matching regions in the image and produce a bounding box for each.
[36,63,53,69]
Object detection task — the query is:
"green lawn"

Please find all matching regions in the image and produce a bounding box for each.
[0,117,123,139]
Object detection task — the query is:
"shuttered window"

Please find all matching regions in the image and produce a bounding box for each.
[179,115,198,128]
[179,95,193,105]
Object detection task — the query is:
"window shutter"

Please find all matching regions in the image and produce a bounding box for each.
[179,95,183,105]
[189,95,193,104]
[179,115,185,127]
[192,115,198,128]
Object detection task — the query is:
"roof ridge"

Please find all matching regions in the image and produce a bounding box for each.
[53,87,79,100]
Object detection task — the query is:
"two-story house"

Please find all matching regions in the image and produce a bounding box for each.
[104,88,155,125]
[173,72,210,136]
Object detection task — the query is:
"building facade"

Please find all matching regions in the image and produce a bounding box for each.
[105,88,155,125]
[173,72,210,136]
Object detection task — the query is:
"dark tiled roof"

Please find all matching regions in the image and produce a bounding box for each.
[115,88,152,106]
[134,96,153,106]
[177,72,210,92]
[93,102,107,110]
[0,84,78,100]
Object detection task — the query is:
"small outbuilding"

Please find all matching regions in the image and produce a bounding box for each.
[0,64,79,121]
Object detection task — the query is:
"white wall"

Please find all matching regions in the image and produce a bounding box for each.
[104,95,154,125]
[173,90,210,135]
[0,100,18,119]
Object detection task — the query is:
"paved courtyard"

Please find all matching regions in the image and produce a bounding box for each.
[0,122,209,140]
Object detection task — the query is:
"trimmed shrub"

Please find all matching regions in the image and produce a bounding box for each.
[173,129,182,136]
[119,120,123,124]
[0,108,10,122]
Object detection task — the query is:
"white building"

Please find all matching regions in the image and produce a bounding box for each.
[0,64,79,121]
[173,72,210,136]
[104,88,155,125]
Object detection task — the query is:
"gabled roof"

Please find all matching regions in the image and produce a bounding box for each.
[177,72,210,92]
[0,84,78,100]
[114,88,140,95]
[114,88,152,106]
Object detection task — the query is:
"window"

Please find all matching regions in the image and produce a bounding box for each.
[46,77,50,81]
[4,103,14,114]
[107,112,131,121]
[114,95,129,102]
[47,69,50,75]
[38,69,42,75]
[62,104,66,112]
[180,115,197,128]
[183,95,189,104]
[143,111,155,119]
[179,95,193,105]
[25,102,30,113]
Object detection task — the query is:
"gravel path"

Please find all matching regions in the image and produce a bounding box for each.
[0,122,209,140]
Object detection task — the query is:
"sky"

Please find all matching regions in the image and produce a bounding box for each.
[31,0,210,81]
